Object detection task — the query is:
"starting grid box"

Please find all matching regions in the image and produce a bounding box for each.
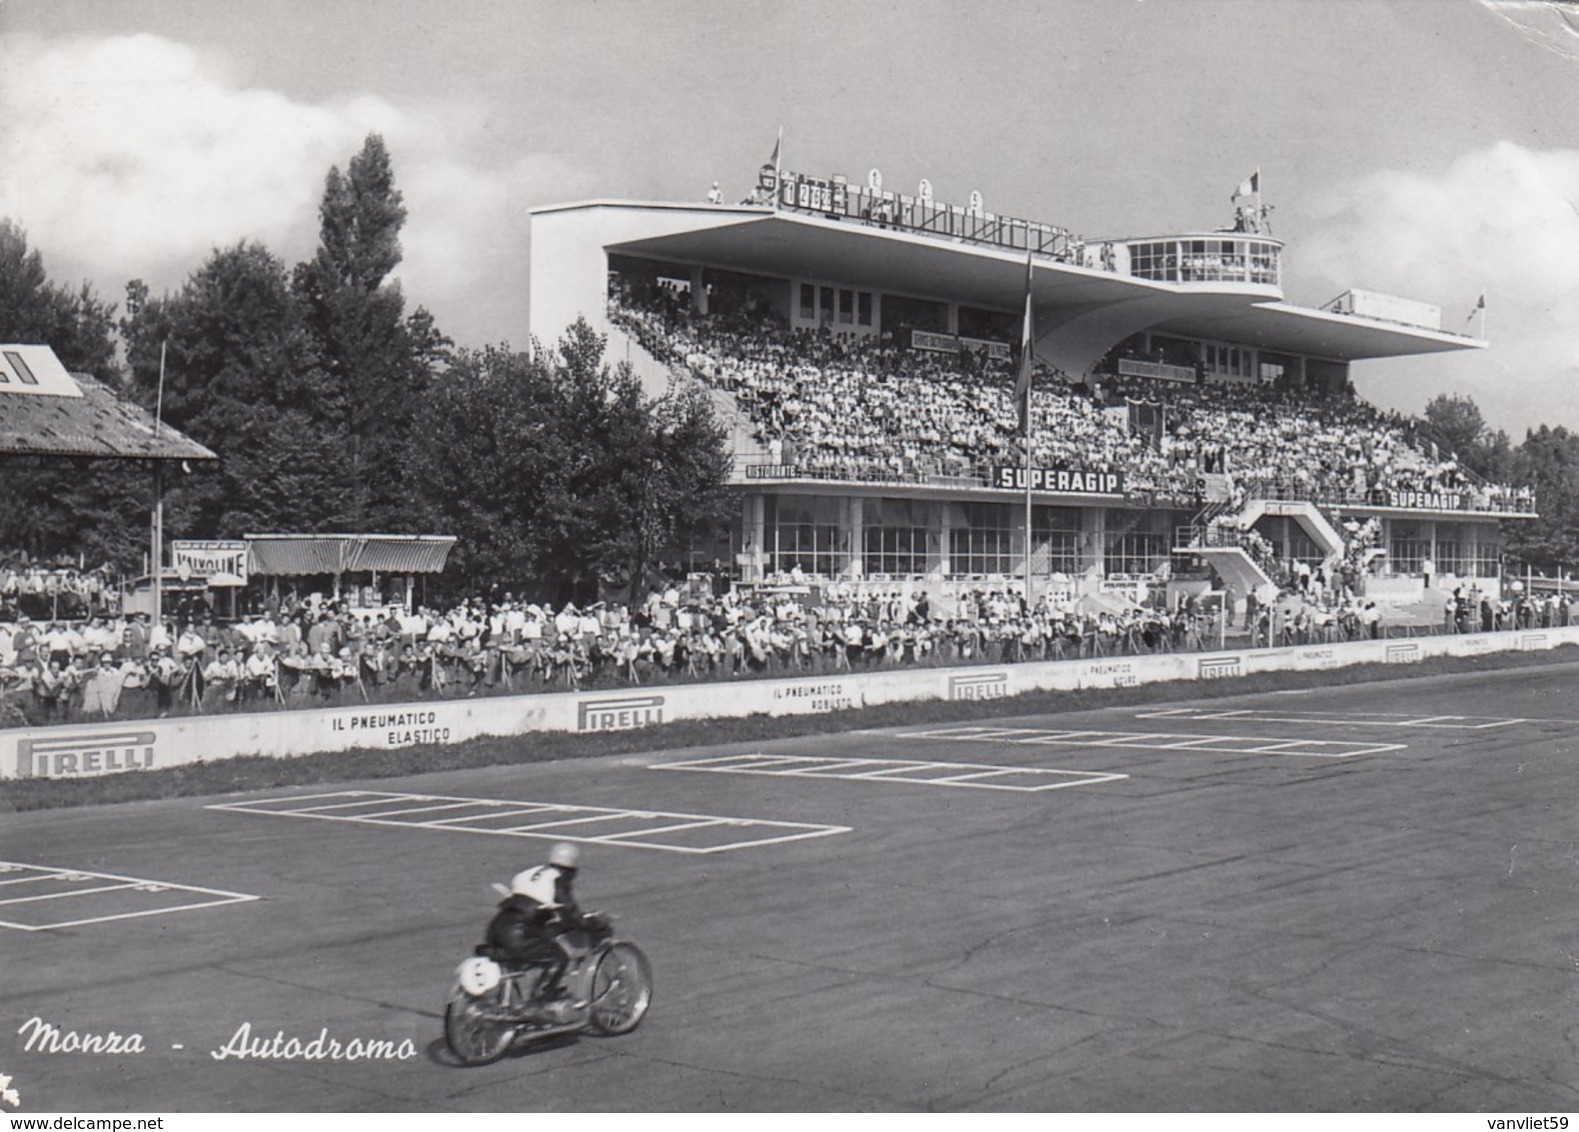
[655,752,1128,792]
[0,861,258,932]
[208,790,851,854]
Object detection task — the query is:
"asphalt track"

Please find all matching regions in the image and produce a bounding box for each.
[3,664,1578,1113]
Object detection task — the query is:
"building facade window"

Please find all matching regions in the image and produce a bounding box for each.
[1105,531,1167,575]
[864,499,929,576]
[765,495,844,577]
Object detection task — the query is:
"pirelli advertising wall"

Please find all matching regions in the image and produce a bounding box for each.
[4,627,1576,780]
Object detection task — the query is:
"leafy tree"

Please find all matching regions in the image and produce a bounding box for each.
[0,219,119,376]
[620,383,733,594]
[413,321,730,603]
[1422,393,1513,482]
[1503,425,1579,573]
[294,134,447,530]
[120,242,342,537]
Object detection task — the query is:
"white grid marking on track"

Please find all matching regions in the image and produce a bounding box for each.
[1137,707,1526,730]
[654,752,1128,792]
[0,861,258,933]
[900,725,1403,759]
[207,791,849,854]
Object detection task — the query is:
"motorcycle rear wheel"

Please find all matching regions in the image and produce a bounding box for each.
[588,942,653,1036]
[445,988,515,1066]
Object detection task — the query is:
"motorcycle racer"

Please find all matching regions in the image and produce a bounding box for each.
[483,843,587,1011]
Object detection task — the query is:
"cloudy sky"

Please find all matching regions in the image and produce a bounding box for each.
[3,0,1578,435]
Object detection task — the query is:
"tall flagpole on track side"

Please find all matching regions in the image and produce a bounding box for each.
[152,338,167,629]
[1019,251,1035,608]
[1025,365,1034,608]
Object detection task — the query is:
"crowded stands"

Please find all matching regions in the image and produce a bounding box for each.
[608,281,1531,512]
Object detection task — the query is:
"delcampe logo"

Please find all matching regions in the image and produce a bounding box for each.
[16,732,156,778]
[1384,642,1421,664]
[0,1070,18,1109]
[577,695,664,732]
[1197,655,1242,680]
[949,672,1008,701]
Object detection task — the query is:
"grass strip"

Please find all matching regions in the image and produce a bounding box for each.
[4,644,1577,814]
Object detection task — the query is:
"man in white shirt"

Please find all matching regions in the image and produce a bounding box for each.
[243,643,278,701]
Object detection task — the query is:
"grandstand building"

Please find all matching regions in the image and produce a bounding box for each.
[528,163,1532,606]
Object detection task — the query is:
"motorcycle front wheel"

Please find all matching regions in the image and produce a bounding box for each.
[444,987,515,1066]
[588,942,653,1036]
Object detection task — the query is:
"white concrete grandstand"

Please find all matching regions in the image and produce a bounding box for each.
[528,161,1531,608]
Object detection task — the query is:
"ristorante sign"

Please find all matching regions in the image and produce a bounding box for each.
[993,466,1125,495]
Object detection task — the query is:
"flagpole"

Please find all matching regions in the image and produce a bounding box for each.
[152,338,167,629]
[1020,252,1035,608]
[773,125,783,208]
[1480,287,1488,340]
[1024,365,1034,608]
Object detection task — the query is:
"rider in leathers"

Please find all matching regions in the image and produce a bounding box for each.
[484,843,586,1009]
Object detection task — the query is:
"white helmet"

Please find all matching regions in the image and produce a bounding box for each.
[548,842,580,870]
[510,865,559,907]
[456,955,501,996]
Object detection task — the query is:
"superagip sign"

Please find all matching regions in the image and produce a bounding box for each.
[993,467,1125,495]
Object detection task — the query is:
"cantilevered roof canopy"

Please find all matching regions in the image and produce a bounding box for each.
[245,534,456,576]
[538,202,1485,364]
[0,345,217,462]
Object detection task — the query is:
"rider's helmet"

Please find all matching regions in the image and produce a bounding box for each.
[548,842,580,871]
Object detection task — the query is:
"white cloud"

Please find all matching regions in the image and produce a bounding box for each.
[0,32,595,346]
[1295,141,1579,434]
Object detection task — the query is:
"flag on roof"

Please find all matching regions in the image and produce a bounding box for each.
[1466,292,1486,322]
[1232,168,1260,200]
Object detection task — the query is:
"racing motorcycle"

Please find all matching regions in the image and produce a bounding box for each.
[444,904,653,1066]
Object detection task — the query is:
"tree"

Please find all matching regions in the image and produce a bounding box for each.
[1503,425,1579,573]
[620,383,734,595]
[412,321,730,603]
[294,134,447,531]
[1421,393,1514,482]
[120,242,342,538]
[0,219,119,376]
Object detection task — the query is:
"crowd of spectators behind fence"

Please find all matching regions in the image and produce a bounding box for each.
[609,282,1532,512]
[2,558,121,623]
[2,574,1569,726]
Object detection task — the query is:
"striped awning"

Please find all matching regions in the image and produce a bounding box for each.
[245,534,456,576]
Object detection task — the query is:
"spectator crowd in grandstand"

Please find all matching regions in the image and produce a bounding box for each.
[608,281,1531,513]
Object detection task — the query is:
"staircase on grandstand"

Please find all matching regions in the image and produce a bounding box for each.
[1174,496,1346,597]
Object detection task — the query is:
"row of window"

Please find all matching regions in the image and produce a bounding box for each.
[1389,539,1502,578]
[1127,238,1282,286]
[798,283,874,327]
[761,500,1505,579]
[762,499,1172,577]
